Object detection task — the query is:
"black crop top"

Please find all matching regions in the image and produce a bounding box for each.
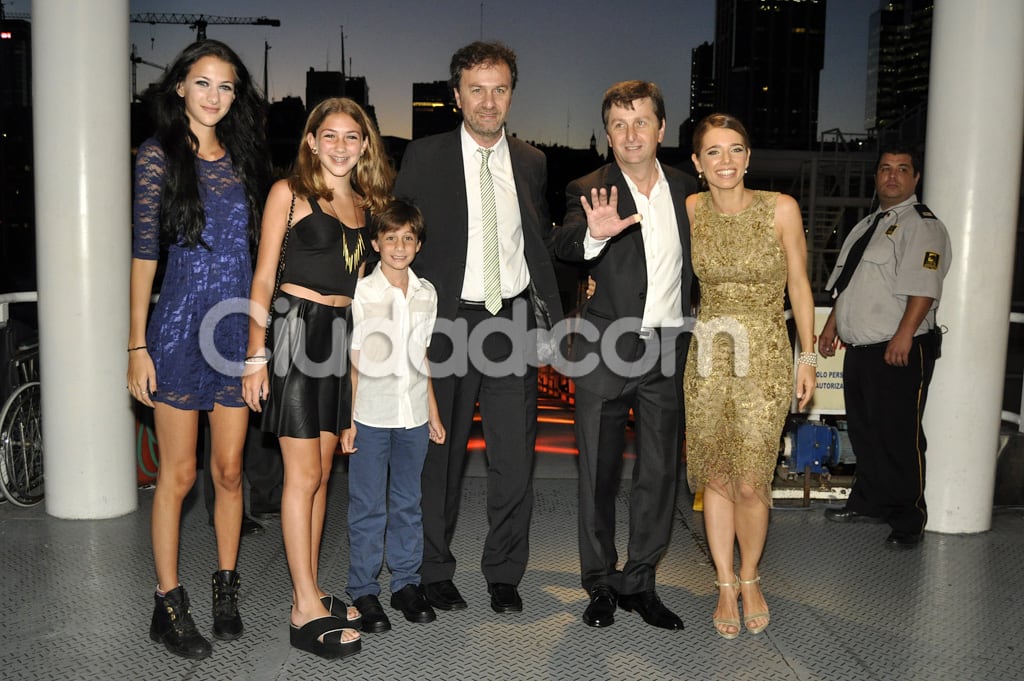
[279,197,369,297]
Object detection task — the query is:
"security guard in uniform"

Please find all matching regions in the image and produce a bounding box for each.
[818,145,951,550]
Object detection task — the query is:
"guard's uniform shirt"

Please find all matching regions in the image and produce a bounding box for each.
[826,195,951,345]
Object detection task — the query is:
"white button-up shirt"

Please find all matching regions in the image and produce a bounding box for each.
[583,161,683,327]
[459,125,531,301]
[350,265,438,428]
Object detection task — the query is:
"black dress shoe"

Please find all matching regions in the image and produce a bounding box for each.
[885,531,924,550]
[208,515,265,536]
[423,580,467,611]
[487,583,523,614]
[582,585,617,628]
[241,515,264,536]
[390,584,437,623]
[320,594,362,630]
[618,590,683,630]
[824,507,886,524]
[352,594,391,633]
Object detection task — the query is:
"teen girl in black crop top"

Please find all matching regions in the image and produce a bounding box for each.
[242,98,394,660]
[277,197,368,296]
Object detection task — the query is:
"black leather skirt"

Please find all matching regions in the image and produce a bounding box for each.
[261,292,351,438]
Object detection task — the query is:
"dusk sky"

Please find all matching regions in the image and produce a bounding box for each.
[16,0,882,149]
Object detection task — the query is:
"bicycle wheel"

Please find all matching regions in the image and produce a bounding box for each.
[0,381,43,506]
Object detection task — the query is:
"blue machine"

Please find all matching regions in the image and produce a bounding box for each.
[785,422,841,475]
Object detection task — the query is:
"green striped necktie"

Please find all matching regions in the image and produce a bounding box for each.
[479,147,502,315]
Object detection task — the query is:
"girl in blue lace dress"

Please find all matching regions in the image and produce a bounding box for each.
[127,40,270,660]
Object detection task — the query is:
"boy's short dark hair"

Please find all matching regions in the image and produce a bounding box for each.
[373,198,425,242]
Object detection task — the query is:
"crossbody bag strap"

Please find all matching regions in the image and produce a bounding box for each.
[265,192,296,347]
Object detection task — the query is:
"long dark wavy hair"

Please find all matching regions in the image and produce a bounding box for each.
[143,39,270,251]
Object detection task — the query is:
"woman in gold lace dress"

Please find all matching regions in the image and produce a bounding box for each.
[684,113,816,638]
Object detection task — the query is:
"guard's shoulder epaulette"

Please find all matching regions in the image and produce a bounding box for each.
[914,203,937,220]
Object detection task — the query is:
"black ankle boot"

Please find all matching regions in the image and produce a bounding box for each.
[211,570,243,640]
[150,585,212,659]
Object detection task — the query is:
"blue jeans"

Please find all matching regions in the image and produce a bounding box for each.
[347,422,429,599]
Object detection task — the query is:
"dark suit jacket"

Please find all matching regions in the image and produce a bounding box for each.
[395,128,564,359]
[550,161,697,398]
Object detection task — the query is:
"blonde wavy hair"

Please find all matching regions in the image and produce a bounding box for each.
[289,97,394,215]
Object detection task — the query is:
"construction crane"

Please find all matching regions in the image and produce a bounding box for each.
[0,0,27,21]
[1,9,280,41]
[130,13,280,41]
[130,43,165,102]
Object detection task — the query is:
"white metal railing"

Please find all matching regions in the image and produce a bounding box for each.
[0,291,38,326]
[788,307,1024,431]
[1003,312,1024,432]
[3,290,1024,430]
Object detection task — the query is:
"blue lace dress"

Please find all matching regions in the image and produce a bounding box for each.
[132,138,251,410]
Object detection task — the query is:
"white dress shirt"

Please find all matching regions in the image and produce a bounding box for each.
[459,124,531,301]
[350,265,438,428]
[826,194,951,345]
[583,161,683,327]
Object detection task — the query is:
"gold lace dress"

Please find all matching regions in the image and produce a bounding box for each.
[684,190,790,506]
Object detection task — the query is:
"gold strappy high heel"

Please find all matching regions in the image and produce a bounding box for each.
[712,577,741,639]
[739,575,770,634]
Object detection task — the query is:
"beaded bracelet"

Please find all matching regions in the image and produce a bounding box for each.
[797,351,817,367]
[244,356,269,365]
[127,345,148,352]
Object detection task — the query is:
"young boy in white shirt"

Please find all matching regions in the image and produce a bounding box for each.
[342,199,445,632]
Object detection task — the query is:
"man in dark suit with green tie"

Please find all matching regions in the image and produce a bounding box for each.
[395,41,563,615]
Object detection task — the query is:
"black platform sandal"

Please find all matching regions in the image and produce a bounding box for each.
[289,615,362,659]
[321,594,363,630]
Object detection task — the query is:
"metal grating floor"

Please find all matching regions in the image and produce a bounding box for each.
[2,421,1023,680]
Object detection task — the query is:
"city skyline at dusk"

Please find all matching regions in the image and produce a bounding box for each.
[114,0,878,149]
[4,0,880,147]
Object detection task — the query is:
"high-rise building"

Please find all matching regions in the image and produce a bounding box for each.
[681,41,716,151]
[304,68,378,129]
[267,95,308,170]
[411,80,460,140]
[0,17,35,290]
[0,17,30,109]
[865,1,933,135]
[712,0,827,150]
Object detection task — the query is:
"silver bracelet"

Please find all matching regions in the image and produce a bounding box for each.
[798,351,817,367]
[244,357,269,365]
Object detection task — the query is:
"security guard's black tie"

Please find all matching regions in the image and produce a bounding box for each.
[832,210,887,297]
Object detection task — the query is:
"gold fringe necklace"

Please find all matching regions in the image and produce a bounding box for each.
[343,225,365,274]
[330,191,366,274]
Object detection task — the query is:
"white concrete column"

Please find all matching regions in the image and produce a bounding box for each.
[922,0,1024,533]
[32,0,136,518]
